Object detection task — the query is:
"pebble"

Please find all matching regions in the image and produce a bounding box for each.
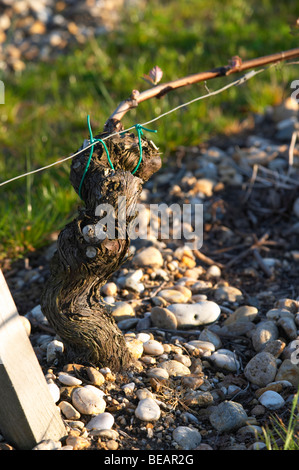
[277,316,298,340]
[275,359,299,387]
[86,412,114,431]
[143,339,165,356]
[122,382,135,395]
[210,349,240,371]
[209,401,248,432]
[59,401,81,420]
[187,340,215,353]
[133,246,164,268]
[158,288,189,303]
[124,336,144,359]
[224,305,258,325]
[199,328,222,349]
[258,391,285,410]
[47,382,60,403]
[135,398,161,422]
[244,352,277,387]
[159,360,191,377]
[173,354,192,367]
[251,321,279,352]
[214,286,243,303]
[65,435,90,450]
[184,390,214,407]
[172,426,202,450]
[46,340,64,363]
[32,439,62,450]
[147,368,170,381]
[111,301,135,322]
[86,367,105,386]
[101,282,117,297]
[58,373,82,386]
[150,306,178,329]
[167,301,221,327]
[97,429,119,440]
[71,386,106,415]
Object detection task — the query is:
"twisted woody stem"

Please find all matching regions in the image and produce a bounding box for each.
[41,123,161,370]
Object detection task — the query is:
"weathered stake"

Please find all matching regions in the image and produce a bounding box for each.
[0,269,66,450]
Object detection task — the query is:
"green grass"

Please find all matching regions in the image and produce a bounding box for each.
[260,390,299,450]
[0,0,299,262]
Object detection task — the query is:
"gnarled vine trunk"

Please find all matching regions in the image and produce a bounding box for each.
[41,120,161,370]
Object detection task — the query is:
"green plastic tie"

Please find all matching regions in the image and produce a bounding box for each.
[78,115,114,199]
[132,124,157,175]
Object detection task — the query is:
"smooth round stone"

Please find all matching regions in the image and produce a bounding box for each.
[97,429,119,440]
[46,340,64,363]
[206,265,221,278]
[147,367,169,381]
[86,367,105,386]
[244,352,277,387]
[47,382,60,403]
[167,301,221,327]
[84,385,106,398]
[143,339,164,356]
[125,336,143,359]
[275,359,299,387]
[72,387,106,415]
[86,412,114,431]
[135,398,161,422]
[122,382,135,395]
[172,426,202,450]
[187,340,215,353]
[251,321,279,352]
[173,354,192,367]
[159,360,191,377]
[224,305,258,325]
[214,286,243,303]
[133,246,164,268]
[199,328,222,349]
[209,401,248,432]
[258,391,285,410]
[111,301,135,322]
[33,439,62,450]
[117,318,138,330]
[277,316,297,340]
[158,289,189,303]
[136,332,151,343]
[58,373,82,386]
[210,349,240,371]
[150,306,178,329]
[136,388,154,400]
[101,282,117,297]
[59,401,81,419]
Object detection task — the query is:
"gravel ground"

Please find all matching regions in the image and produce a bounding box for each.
[1,97,299,452]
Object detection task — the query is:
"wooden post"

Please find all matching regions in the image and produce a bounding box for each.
[0,269,66,450]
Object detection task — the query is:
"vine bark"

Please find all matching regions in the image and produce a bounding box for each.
[41,122,161,370]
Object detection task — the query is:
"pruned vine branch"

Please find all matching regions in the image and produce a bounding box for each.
[106,47,299,125]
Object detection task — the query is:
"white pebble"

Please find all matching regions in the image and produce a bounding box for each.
[258,390,285,410]
[143,339,164,356]
[167,301,221,327]
[86,412,114,431]
[147,368,169,380]
[135,398,161,422]
[47,382,60,403]
[122,382,135,395]
[58,373,82,386]
[46,340,64,363]
[72,387,106,415]
[210,349,240,372]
